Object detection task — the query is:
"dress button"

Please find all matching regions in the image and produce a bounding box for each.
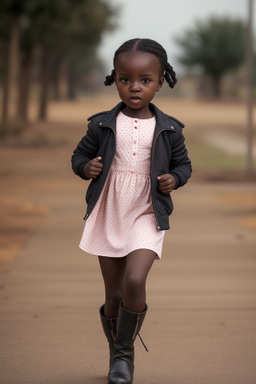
[134,120,138,123]
[134,141,136,144]
[133,153,136,156]
[134,126,137,129]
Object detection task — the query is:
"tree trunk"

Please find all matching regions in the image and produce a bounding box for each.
[212,75,222,98]
[2,18,20,122]
[67,58,77,100]
[2,73,9,123]
[52,70,61,100]
[17,47,33,122]
[51,54,63,100]
[38,47,50,120]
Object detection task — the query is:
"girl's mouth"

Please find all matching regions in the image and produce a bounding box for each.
[130,96,141,103]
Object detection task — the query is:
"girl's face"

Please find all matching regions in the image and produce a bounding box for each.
[114,50,164,119]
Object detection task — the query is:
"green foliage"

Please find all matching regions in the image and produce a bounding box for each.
[0,0,118,73]
[0,0,118,122]
[176,16,247,96]
[186,138,252,170]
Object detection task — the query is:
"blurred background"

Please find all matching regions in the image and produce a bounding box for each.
[0,0,255,268]
[0,2,256,383]
[0,0,255,118]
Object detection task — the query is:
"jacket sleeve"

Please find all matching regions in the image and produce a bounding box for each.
[169,128,192,189]
[71,121,100,180]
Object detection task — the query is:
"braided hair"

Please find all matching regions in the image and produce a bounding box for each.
[104,38,177,88]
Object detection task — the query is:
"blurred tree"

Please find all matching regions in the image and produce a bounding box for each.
[26,0,117,120]
[176,16,247,97]
[254,52,256,85]
[0,0,117,123]
[0,0,24,122]
[33,0,117,120]
[63,0,116,100]
[17,1,51,122]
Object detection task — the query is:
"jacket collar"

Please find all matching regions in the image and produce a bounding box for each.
[99,102,176,134]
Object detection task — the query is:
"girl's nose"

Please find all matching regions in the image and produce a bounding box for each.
[130,81,140,91]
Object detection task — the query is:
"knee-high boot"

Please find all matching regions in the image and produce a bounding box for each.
[99,305,117,370]
[108,302,148,384]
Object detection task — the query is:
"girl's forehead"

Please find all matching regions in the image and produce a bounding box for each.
[115,50,162,72]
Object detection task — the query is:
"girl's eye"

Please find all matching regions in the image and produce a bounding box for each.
[142,78,151,84]
[120,78,129,84]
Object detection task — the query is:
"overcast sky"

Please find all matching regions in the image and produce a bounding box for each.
[98,0,255,74]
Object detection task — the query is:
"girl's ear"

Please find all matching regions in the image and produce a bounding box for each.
[157,77,165,91]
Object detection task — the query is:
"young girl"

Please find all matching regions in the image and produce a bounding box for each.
[72,38,192,384]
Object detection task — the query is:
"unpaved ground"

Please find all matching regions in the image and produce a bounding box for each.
[0,122,73,269]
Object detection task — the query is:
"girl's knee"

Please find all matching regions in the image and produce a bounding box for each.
[106,289,123,311]
[124,273,145,298]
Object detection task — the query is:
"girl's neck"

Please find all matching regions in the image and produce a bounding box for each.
[121,105,154,119]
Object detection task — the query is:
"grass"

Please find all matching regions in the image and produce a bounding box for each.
[187,138,256,171]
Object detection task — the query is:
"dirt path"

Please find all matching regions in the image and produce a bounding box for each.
[0,98,256,383]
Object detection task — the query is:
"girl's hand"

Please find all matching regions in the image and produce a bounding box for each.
[157,174,176,194]
[84,157,103,179]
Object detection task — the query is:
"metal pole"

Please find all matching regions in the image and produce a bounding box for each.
[246,0,254,172]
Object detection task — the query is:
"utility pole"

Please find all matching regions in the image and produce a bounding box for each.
[246,0,254,172]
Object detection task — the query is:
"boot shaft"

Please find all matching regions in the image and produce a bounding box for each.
[100,305,117,344]
[115,303,148,346]
[108,303,148,384]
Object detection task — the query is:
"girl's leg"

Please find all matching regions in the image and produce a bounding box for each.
[123,249,156,312]
[108,249,155,384]
[98,256,126,318]
[99,249,156,315]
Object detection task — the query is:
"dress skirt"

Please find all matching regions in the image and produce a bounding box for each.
[79,111,165,259]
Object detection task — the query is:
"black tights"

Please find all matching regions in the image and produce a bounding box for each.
[98,249,156,318]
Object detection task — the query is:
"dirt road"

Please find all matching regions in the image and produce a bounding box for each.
[0,97,256,383]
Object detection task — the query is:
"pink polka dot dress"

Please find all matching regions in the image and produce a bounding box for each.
[79,111,165,259]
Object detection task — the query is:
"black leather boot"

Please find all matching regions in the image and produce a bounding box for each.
[99,305,117,370]
[108,302,148,384]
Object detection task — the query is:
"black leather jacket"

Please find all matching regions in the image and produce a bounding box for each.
[72,102,192,230]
